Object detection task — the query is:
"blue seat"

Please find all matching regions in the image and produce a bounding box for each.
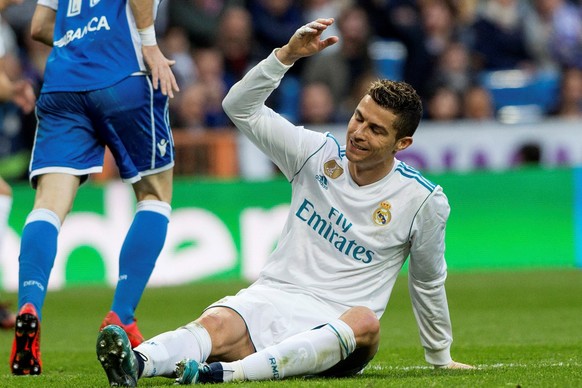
[478,69,561,114]
[369,39,407,81]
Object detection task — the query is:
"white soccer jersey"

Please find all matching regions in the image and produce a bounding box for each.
[223,51,454,365]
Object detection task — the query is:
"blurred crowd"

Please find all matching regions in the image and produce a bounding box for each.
[1,0,582,180]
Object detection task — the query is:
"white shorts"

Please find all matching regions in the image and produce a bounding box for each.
[206,280,349,352]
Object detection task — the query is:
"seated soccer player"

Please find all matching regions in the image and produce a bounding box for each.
[97,17,473,386]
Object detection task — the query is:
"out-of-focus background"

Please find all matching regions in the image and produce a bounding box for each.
[1,0,582,290]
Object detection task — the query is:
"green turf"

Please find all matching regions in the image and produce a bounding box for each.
[1,269,581,387]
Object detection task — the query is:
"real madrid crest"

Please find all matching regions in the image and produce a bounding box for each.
[323,160,344,179]
[373,201,392,226]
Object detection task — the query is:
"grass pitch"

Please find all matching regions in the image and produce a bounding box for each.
[0,269,581,387]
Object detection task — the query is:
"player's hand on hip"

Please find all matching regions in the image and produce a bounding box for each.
[434,360,475,370]
[276,18,339,65]
[142,45,179,98]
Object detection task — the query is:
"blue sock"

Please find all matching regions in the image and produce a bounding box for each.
[18,209,61,321]
[111,200,170,324]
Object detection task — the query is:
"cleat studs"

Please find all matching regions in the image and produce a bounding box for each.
[117,340,123,346]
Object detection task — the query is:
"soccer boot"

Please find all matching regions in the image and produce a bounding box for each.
[10,303,41,375]
[0,302,16,329]
[100,311,144,348]
[175,359,225,384]
[97,324,138,387]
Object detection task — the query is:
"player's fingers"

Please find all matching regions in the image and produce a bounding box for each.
[321,36,339,49]
[313,18,334,26]
[435,361,475,370]
[150,67,160,91]
[295,18,332,38]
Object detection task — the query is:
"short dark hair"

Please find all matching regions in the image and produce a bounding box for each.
[367,80,423,138]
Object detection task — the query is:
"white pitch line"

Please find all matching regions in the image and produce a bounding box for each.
[367,361,582,372]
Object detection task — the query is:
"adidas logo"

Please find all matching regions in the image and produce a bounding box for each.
[315,174,328,190]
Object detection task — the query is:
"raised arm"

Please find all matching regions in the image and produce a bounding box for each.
[129,0,179,97]
[222,18,339,179]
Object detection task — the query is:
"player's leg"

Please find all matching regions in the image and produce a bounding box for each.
[12,173,80,375]
[103,170,172,346]
[18,173,80,315]
[12,90,100,375]
[94,75,174,346]
[182,306,379,383]
[139,307,252,377]
[97,306,252,385]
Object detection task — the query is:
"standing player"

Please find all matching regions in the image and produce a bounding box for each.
[97,18,472,386]
[10,0,179,376]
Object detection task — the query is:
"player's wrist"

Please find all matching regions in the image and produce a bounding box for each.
[138,25,157,47]
[275,46,299,66]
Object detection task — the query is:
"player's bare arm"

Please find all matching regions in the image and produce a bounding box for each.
[276,18,339,65]
[129,0,179,98]
[30,4,56,47]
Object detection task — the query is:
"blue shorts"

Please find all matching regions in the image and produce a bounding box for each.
[30,75,174,187]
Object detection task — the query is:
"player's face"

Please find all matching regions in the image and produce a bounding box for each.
[345,95,412,175]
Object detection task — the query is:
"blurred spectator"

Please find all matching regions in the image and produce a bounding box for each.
[544,0,582,69]
[172,82,208,132]
[419,0,464,60]
[298,81,338,125]
[471,0,534,71]
[359,0,432,95]
[451,0,480,27]
[192,47,230,127]
[167,0,243,48]
[159,26,197,89]
[248,0,304,61]
[426,41,474,95]
[514,143,542,166]
[553,67,582,118]
[524,0,561,71]
[0,0,34,42]
[216,6,259,88]
[0,9,35,181]
[426,86,462,120]
[302,5,378,120]
[462,85,495,120]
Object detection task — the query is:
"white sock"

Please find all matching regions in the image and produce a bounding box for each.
[135,322,211,378]
[225,319,356,381]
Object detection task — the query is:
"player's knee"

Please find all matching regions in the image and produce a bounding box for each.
[340,306,380,347]
[196,308,252,360]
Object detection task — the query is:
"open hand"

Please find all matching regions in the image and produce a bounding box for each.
[142,45,179,98]
[435,360,475,370]
[276,18,339,65]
